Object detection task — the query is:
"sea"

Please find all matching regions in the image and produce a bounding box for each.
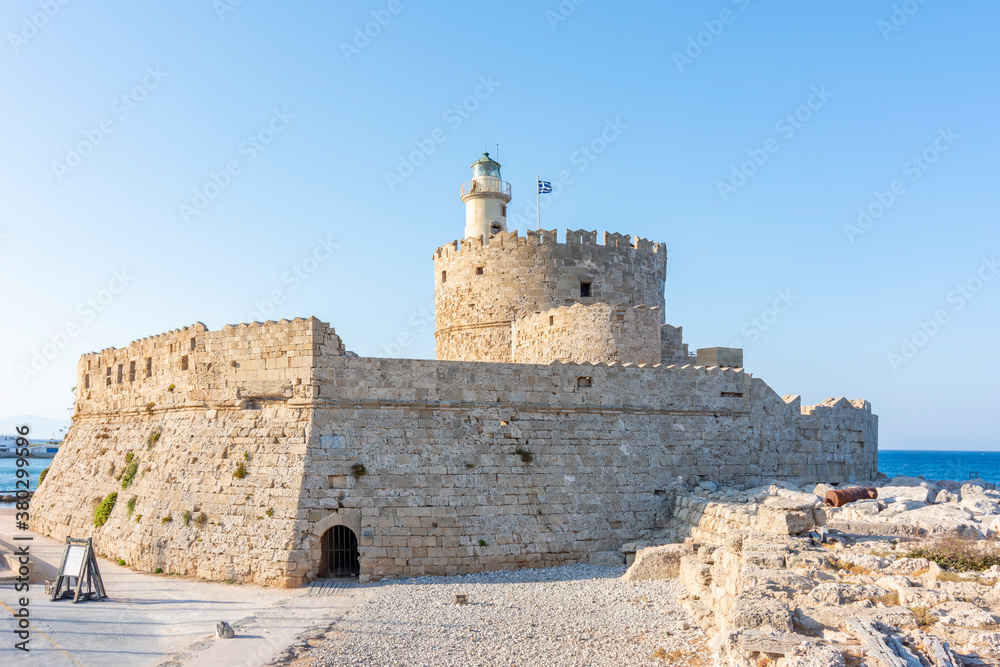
[2,449,998,500]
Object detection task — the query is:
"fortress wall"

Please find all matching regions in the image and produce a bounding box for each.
[31,404,312,586]
[71,318,342,415]
[33,321,877,587]
[661,324,689,364]
[433,229,667,362]
[31,318,346,587]
[302,354,877,581]
[511,303,662,365]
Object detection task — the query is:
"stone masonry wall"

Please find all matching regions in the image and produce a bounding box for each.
[511,303,661,366]
[31,318,343,587]
[433,229,667,362]
[33,319,877,586]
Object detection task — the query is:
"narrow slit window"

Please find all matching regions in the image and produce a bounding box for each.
[441,270,447,283]
[117,364,123,384]
[580,282,592,298]
[181,355,189,371]
[84,374,90,389]
[129,361,136,382]
[501,204,507,217]
[106,367,111,386]
[146,358,152,377]
[549,316,554,326]
[190,337,196,351]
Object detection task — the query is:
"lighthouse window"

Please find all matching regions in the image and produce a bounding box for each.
[580,282,592,298]
[501,204,507,216]
[490,223,502,235]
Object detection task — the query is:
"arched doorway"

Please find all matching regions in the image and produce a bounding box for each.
[319,525,360,578]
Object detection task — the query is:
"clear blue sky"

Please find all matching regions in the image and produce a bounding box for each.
[2,2,998,450]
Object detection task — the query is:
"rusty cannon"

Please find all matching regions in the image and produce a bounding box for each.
[824,486,878,507]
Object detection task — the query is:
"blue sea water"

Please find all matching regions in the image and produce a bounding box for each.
[878,450,1000,486]
[0,457,46,495]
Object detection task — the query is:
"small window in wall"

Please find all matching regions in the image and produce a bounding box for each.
[129,361,136,382]
[117,364,123,384]
[106,367,112,387]
[476,266,484,275]
[190,337,196,351]
[501,204,507,217]
[580,282,592,298]
[577,376,592,388]
[490,222,502,235]
[549,315,554,326]
[146,358,152,377]
[84,374,90,389]
[441,270,447,283]
[181,356,189,371]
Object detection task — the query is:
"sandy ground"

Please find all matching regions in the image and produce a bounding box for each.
[0,508,367,666]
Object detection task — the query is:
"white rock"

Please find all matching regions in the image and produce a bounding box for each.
[878,485,934,503]
[699,481,719,492]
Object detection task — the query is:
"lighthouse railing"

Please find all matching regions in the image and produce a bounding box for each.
[460,179,511,198]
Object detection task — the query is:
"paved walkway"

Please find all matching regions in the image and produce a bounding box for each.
[0,509,367,666]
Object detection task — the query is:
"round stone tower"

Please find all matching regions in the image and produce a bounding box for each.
[434,228,667,363]
[461,152,511,243]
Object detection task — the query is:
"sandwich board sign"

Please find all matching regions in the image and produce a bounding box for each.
[51,537,107,603]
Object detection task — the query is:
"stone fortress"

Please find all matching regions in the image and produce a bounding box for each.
[31,153,878,586]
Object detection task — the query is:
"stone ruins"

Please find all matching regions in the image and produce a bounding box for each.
[30,153,878,587]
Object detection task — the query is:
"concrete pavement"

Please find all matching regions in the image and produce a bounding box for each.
[0,508,367,666]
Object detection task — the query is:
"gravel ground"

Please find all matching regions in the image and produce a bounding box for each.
[293,564,708,667]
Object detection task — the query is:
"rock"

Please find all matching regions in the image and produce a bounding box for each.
[806,583,891,605]
[931,600,1000,627]
[879,500,927,517]
[874,575,913,592]
[898,587,948,607]
[587,551,625,567]
[728,595,795,633]
[844,499,881,516]
[621,543,690,581]
[878,485,934,503]
[813,483,835,499]
[982,515,1000,538]
[933,489,958,504]
[890,504,981,537]
[756,505,816,535]
[960,495,1000,517]
[699,481,719,492]
[885,475,936,490]
[743,569,816,599]
[884,557,930,576]
[795,605,917,634]
[216,621,235,638]
[744,551,786,569]
[776,641,846,667]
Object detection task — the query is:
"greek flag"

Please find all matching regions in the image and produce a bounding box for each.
[537,179,552,194]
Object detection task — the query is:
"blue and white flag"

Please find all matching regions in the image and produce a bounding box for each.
[537,179,552,194]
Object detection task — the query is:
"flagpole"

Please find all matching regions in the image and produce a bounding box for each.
[536,174,540,230]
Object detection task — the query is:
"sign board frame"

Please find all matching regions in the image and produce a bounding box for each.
[51,537,107,603]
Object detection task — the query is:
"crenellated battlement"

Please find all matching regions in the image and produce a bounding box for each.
[74,318,344,417]
[434,228,666,260]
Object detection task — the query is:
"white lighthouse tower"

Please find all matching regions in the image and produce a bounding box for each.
[461,152,511,243]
